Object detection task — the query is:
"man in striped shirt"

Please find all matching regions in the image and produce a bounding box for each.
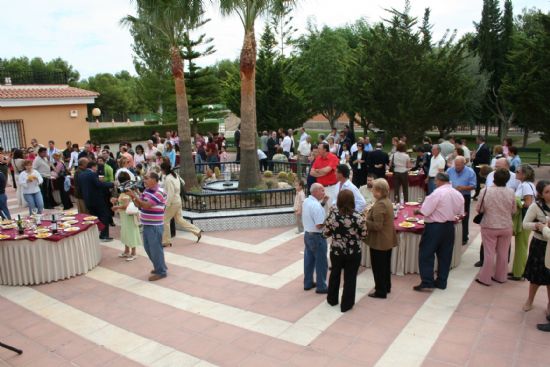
[127,172,168,281]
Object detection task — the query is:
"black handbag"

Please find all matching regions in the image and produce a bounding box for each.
[473,190,487,224]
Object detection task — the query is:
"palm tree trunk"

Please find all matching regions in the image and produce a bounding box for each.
[171,46,197,190]
[238,29,260,190]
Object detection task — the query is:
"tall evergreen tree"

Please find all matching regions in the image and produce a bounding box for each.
[182,24,223,134]
[473,0,515,139]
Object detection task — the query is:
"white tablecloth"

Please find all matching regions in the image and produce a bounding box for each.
[0,226,101,286]
[361,222,463,275]
[389,186,426,204]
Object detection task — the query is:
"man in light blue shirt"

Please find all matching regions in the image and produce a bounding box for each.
[363,137,373,152]
[447,156,476,245]
[302,183,329,294]
[332,164,366,213]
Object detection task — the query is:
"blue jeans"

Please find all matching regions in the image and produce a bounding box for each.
[427,178,436,195]
[143,225,167,276]
[0,193,11,219]
[304,232,328,291]
[23,192,44,215]
[418,222,455,289]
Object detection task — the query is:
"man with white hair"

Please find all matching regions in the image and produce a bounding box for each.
[485,158,519,191]
[302,183,329,294]
[447,156,476,245]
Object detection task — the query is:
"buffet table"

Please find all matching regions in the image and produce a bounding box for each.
[386,172,427,203]
[361,203,463,275]
[0,214,102,286]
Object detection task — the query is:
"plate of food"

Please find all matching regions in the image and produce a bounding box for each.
[35,228,51,234]
[417,219,425,225]
[0,234,11,240]
[82,220,96,225]
[1,219,14,225]
[35,233,52,239]
[83,216,98,221]
[2,224,17,229]
[405,202,420,206]
[398,221,415,228]
[60,216,76,221]
[64,210,78,216]
[64,227,80,232]
[408,171,419,175]
[406,217,419,222]
[63,220,79,225]
[15,234,28,240]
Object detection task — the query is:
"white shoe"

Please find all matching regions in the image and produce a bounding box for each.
[125,255,136,262]
[118,253,129,258]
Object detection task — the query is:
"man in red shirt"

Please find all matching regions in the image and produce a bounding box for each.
[310,142,339,215]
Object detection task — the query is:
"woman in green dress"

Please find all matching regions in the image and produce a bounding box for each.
[112,171,142,261]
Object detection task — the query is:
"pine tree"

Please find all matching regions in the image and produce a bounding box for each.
[182,23,223,134]
[473,0,515,139]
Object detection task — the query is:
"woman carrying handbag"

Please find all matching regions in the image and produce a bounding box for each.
[474,168,516,286]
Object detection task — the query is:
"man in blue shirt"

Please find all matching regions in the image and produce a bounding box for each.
[447,156,476,245]
[302,183,329,294]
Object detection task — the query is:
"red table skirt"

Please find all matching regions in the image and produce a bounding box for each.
[386,173,426,190]
[394,204,425,234]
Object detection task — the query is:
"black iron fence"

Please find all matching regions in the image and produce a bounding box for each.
[183,187,296,212]
[0,70,69,85]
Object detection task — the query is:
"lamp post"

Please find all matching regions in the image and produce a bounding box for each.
[92,108,101,128]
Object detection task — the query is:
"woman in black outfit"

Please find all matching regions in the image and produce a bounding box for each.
[323,190,367,312]
[522,180,550,332]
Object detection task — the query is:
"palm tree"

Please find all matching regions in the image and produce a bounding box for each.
[122,0,203,189]
[218,0,293,190]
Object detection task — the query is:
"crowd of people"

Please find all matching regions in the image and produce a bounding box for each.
[296,128,550,332]
[0,131,202,282]
[1,126,549,331]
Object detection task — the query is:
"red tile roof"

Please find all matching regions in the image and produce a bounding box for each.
[0,85,99,100]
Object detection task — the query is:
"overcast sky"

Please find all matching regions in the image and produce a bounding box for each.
[1,0,548,79]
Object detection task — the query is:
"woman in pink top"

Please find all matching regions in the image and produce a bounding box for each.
[475,168,517,285]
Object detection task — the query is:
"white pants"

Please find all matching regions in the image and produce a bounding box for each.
[324,183,338,217]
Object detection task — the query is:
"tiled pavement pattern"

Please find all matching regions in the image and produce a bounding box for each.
[1,186,550,367]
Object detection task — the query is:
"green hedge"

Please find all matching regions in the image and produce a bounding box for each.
[89,122,220,143]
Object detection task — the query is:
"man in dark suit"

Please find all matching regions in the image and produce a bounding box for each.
[77,158,115,241]
[367,143,389,179]
[350,143,368,187]
[234,124,241,162]
[472,135,491,200]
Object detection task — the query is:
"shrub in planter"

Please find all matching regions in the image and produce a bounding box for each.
[265,180,277,189]
[263,170,273,178]
[277,171,288,181]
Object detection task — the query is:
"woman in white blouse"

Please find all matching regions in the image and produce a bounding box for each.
[510,164,537,281]
[18,159,44,215]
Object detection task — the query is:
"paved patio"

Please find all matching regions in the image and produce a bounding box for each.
[1,186,549,367]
